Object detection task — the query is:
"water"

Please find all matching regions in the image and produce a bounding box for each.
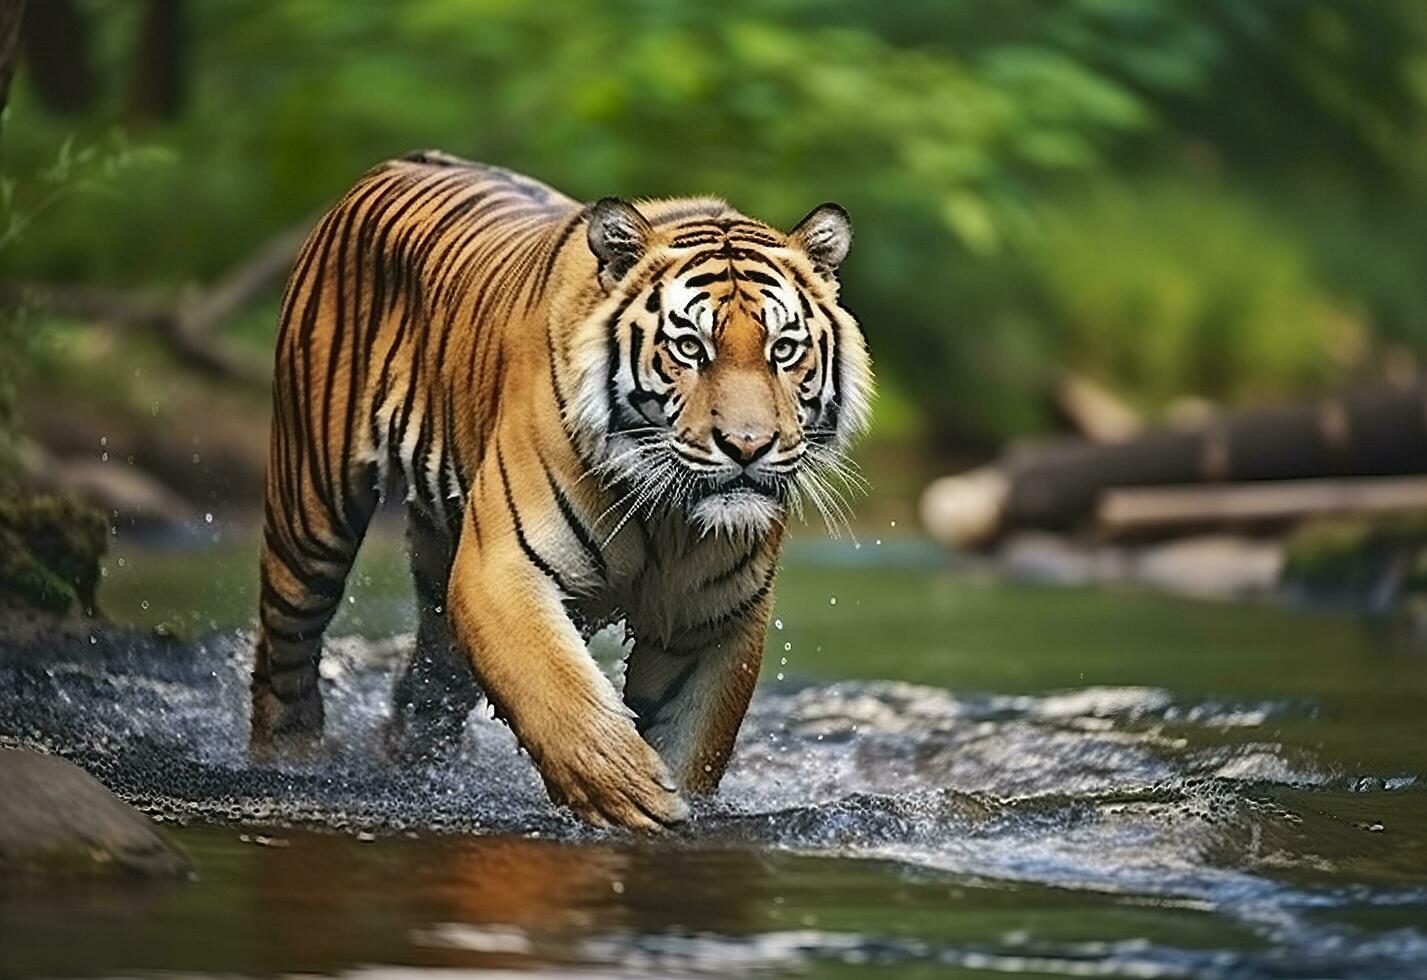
[2,526,1425,978]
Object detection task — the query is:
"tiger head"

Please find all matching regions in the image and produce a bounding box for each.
[569,197,873,537]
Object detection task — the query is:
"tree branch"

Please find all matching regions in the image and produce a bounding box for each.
[3,220,311,386]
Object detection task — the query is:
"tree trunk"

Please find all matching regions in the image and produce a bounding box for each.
[18,0,96,115]
[1001,384,1427,532]
[128,0,187,123]
[922,383,1427,546]
[0,0,24,121]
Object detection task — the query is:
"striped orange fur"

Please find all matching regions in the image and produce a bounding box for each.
[251,150,872,829]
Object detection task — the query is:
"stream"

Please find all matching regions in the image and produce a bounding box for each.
[1,526,1424,978]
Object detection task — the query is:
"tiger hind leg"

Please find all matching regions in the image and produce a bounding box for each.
[387,505,481,758]
[251,463,378,755]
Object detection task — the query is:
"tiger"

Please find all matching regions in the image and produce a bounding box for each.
[251,150,873,830]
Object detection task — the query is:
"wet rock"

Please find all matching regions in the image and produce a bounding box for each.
[1130,535,1282,599]
[996,531,1281,599]
[997,531,1128,587]
[0,749,191,879]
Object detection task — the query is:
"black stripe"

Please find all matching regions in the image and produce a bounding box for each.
[698,544,761,591]
[628,323,648,399]
[684,270,730,288]
[603,293,639,433]
[260,580,336,623]
[670,560,778,653]
[630,660,700,735]
[737,267,781,287]
[540,457,606,580]
[529,207,587,313]
[263,620,321,646]
[496,442,574,595]
[674,248,725,276]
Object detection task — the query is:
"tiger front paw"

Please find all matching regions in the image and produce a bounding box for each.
[532,712,689,832]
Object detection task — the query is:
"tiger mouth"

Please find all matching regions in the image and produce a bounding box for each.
[691,473,782,503]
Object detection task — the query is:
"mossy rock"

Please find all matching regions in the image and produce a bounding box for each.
[0,493,109,615]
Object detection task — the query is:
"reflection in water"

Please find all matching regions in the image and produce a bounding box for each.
[1,624,1425,978]
[249,834,650,972]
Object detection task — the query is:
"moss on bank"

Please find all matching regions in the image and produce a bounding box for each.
[0,493,108,615]
[1283,516,1427,626]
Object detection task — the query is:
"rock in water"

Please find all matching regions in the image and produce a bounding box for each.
[0,749,191,878]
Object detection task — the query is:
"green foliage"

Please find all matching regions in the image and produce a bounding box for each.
[1029,185,1353,410]
[2,0,1425,448]
[0,131,171,473]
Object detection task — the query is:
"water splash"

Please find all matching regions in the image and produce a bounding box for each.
[1,625,1424,978]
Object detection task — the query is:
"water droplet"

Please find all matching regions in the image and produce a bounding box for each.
[783,641,791,651]
[100,452,109,462]
[773,618,783,630]
[779,657,787,665]
[776,672,784,680]
[829,595,837,606]
[611,880,625,894]
[889,520,896,528]
[140,600,149,610]
[192,453,201,464]
[875,538,882,546]
[204,512,213,524]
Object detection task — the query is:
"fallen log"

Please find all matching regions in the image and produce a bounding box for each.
[922,382,1427,547]
[1098,476,1427,537]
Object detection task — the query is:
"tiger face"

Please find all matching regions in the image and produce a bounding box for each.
[571,198,873,537]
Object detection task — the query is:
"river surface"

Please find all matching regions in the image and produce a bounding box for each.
[1,524,1425,978]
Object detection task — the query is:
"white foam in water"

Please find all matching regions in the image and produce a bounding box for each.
[2,627,1425,978]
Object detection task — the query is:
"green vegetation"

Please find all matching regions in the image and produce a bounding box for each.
[0,493,107,614]
[3,0,1426,451]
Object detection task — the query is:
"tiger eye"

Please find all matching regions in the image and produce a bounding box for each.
[771,338,800,363]
[675,336,705,362]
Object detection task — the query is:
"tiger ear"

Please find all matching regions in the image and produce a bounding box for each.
[788,203,852,278]
[587,197,654,291]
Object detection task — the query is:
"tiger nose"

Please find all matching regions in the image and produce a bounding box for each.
[712,427,776,466]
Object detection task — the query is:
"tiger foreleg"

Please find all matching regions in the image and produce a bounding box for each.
[446,516,688,831]
[623,595,771,794]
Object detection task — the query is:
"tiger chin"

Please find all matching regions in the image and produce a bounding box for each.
[249,150,873,831]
